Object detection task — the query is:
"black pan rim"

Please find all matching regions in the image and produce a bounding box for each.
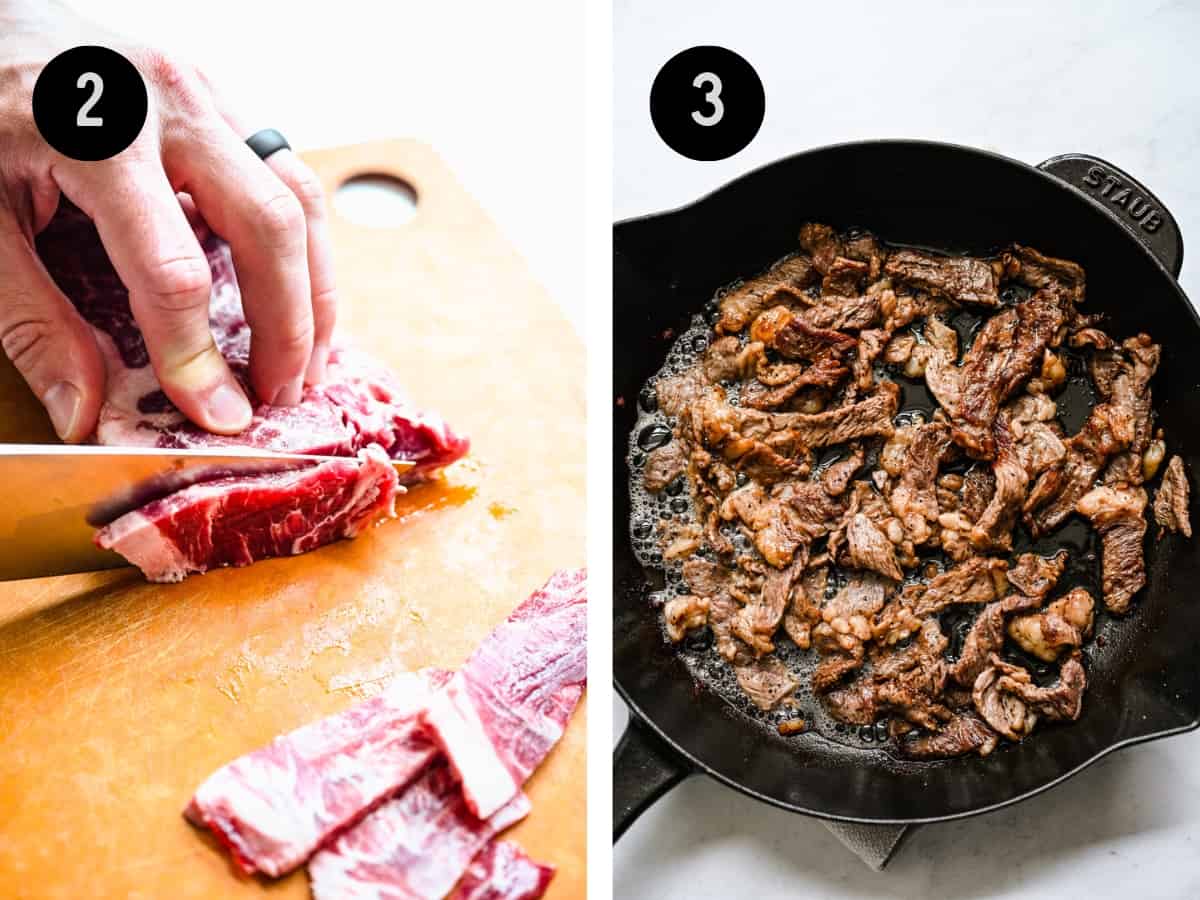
[614,137,1200,825]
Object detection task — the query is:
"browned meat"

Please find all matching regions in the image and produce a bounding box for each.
[643,442,688,493]
[928,289,1071,457]
[703,336,764,383]
[734,656,800,711]
[770,316,858,362]
[888,421,954,544]
[639,226,1184,760]
[909,557,1008,618]
[798,223,843,274]
[801,294,880,331]
[883,248,1002,308]
[663,595,710,642]
[999,652,1086,721]
[715,255,819,335]
[1008,587,1094,662]
[1026,336,1158,534]
[846,513,904,580]
[973,656,1039,740]
[1078,484,1148,613]
[1007,244,1085,302]
[949,592,1041,687]
[1006,551,1068,600]
[898,712,999,759]
[821,256,870,296]
[1154,454,1191,538]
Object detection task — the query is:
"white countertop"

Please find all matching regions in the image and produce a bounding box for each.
[615,0,1200,895]
[65,0,585,337]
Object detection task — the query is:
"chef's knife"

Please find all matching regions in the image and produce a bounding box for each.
[0,444,414,581]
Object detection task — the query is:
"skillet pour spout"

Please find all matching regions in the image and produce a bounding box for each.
[613,140,1200,835]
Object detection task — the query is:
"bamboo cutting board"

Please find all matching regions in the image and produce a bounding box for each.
[0,140,586,899]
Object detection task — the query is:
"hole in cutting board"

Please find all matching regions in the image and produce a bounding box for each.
[335,174,418,226]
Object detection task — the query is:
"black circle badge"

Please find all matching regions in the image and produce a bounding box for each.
[33,46,148,162]
[650,46,765,162]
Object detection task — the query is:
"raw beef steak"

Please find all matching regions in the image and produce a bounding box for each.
[34,201,468,579]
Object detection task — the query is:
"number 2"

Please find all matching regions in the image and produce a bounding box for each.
[76,72,104,127]
[691,72,724,127]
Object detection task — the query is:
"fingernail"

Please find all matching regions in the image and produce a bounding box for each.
[44,382,82,441]
[206,382,252,431]
[305,345,330,386]
[271,376,304,407]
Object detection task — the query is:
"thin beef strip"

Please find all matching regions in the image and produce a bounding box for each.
[883,248,1003,308]
[949,592,1042,688]
[898,712,999,759]
[1077,484,1149,613]
[1154,455,1192,537]
[715,255,819,335]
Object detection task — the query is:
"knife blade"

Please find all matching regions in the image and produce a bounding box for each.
[0,444,414,581]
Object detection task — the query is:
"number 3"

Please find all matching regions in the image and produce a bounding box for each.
[691,72,724,127]
[76,72,104,127]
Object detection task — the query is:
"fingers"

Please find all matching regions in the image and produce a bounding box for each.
[56,161,253,434]
[166,123,314,406]
[262,149,338,385]
[0,210,106,442]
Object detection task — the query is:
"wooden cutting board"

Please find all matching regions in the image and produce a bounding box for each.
[0,140,586,899]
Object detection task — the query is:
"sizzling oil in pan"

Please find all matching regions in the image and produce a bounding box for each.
[626,245,1115,755]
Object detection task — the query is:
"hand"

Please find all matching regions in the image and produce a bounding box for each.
[0,0,338,440]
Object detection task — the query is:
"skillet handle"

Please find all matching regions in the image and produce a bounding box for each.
[613,716,694,841]
[1037,154,1183,278]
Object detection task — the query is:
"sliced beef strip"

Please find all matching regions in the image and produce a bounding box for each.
[801,294,881,331]
[798,222,843,274]
[929,288,1072,458]
[1154,455,1192,538]
[821,256,870,296]
[973,657,1039,740]
[949,592,1042,687]
[1007,243,1086,303]
[1008,587,1095,662]
[715,255,819,335]
[842,232,887,281]
[1103,336,1161,486]
[703,336,765,383]
[845,513,904,580]
[734,656,800,711]
[663,595,711,642]
[959,466,996,522]
[1006,550,1068,600]
[968,412,1030,551]
[820,444,866,497]
[1077,484,1149,613]
[823,680,879,725]
[731,555,806,655]
[909,556,1008,618]
[888,421,954,544]
[643,442,688,493]
[883,248,1002,308]
[720,481,843,568]
[770,315,858,362]
[741,353,848,411]
[897,712,999,759]
[998,652,1087,721]
[783,565,827,650]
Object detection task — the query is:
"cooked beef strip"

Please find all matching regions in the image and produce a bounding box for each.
[801,294,881,331]
[843,232,886,280]
[949,592,1042,687]
[715,255,819,335]
[798,223,843,274]
[821,256,870,296]
[1103,336,1161,486]
[888,421,954,544]
[770,315,858,362]
[1154,455,1192,538]
[898,712,999,759]
[1008,587,1094,662]
[1006,244,1086,302]
[741,353,848,410]
[883,248,1003,308]
[1006,550,1068,599]
[909,557,1008,618]
[846,513,904,580]
[732,556,806,656]
[703,336,764,383]
[996,651,1086,721]
[974,656,1039,740]
[643,442,688,493]
[734,656,800,711]
[1077,484,1149,613]
[820,444,866,497]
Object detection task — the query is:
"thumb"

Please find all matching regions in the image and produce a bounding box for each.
[0,220,105,442]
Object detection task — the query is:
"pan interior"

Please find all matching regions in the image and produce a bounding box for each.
[613,141,1200,822]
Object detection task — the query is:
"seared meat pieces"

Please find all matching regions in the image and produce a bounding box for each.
[641,223,1186,760]
[1154,455,1192,538]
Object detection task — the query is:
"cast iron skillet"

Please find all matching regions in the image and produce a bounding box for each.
[613,141,1200,834]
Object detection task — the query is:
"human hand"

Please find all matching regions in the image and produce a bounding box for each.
[0,0,337,440]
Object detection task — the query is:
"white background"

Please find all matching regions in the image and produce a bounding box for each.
[615,0,1200,898]
[66,0,586,336]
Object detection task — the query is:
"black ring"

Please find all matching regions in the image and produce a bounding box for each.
[245,128,291,161]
